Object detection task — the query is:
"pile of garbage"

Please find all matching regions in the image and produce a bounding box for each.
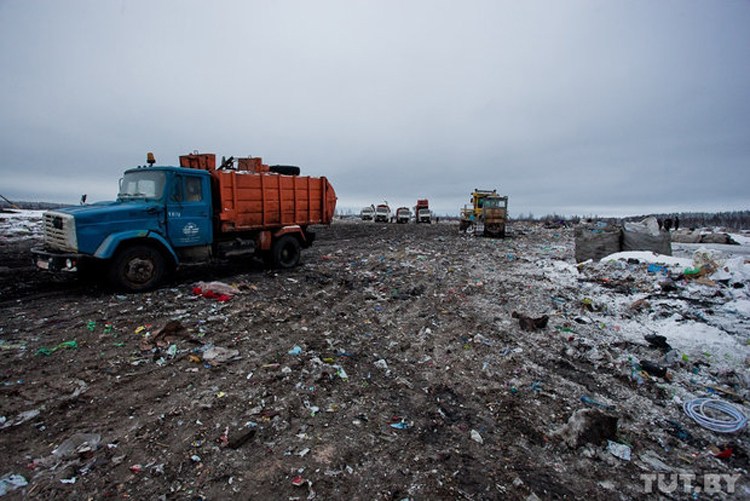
[0,219,747,499]
[575,217,672,262]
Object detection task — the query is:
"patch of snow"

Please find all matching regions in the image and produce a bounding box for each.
[600,251,693,270]
[0,210,45,242]
[728,232,750,246]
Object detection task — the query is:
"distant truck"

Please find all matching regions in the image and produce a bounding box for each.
[375,204,391,223]
[396,207,411,224]
[32,152,337,291]
[415,199,431,224]
[360,206,375,221]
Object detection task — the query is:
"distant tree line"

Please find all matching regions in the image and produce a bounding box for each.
[623,211,750,231]
[0,200,70,210]
[512,211,750,230]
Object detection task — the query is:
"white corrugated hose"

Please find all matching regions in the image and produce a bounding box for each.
[683,398,748,433]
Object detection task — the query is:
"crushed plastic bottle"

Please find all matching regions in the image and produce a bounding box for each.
[580,395,614,410]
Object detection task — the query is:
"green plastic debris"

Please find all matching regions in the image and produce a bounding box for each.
[36,340,78,356]
[683,267,701,276]
[86,321,96,332]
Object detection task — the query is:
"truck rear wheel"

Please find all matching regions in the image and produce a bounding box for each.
[270,235,300,269]
[109,244,165,291]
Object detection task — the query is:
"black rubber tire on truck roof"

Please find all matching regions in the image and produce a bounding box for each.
[109,244,166,291]
[270,235,301,269]
[269,165,301,176]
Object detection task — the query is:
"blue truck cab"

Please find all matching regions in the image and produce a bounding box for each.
[33,165,217,291]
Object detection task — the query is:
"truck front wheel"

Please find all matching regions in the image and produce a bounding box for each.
[109,244,165,291]
[270,235,301,269]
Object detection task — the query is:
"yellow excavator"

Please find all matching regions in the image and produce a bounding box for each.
[459,188,508,237]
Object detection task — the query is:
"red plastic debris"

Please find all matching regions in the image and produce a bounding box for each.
[194,287,233,302]
[218,426,229,447]
[291,475,305,486]
[129,464,143,474]
[715,448,733,459]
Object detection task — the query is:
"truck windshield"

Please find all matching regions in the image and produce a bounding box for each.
[119,171,166,200]
[483,198,507,209]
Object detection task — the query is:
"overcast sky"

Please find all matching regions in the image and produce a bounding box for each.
[1,0,748,217]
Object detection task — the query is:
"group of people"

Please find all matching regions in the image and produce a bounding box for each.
[660,216,680,231]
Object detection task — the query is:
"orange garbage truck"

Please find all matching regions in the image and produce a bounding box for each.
[415,199,431,224]
[32,152,337,291]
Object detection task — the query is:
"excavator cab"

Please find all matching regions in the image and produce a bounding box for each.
[481,195,508,238]
[459,189,508,237]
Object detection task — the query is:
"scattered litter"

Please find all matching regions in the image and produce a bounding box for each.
[140,320,196,351]
[639,360,668,379]
[53,433,101,459]
[580,395,614,410]
[663,420,691,442]
[511,311,549,331]
[4,213,750,498]
[200,346,240,365]
[36,340,78,356]
[470,429,484,444]
[607,440,632,461]
[683,398,747,433]
[1,409,40,429]
[553,409,618,448]
[192,281,239,302]
[644,334,672,352]
[389,416,413,430]
[374,359,389,370]
[0,474,28,496]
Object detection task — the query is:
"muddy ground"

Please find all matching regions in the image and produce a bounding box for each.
[0,220,748,499]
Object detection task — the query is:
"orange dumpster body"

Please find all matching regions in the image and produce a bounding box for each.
[214,170,336,233]
[179,153,336,233]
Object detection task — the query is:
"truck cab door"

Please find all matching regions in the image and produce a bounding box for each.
[166,174,213,247]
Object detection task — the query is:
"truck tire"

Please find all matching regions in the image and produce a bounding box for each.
[109,244,165,291]
[270,235,301,269]
[269,165,301,176]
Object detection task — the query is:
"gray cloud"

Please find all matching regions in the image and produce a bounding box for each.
[1,0,748,216]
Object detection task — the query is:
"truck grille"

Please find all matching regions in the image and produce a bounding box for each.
[43,212,78,252]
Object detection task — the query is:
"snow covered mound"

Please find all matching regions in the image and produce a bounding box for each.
[0,209,45,243]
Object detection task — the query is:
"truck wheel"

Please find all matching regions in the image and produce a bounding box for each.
[270,235,300,269]
[269,165,301,176]
[109,245,165,291]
